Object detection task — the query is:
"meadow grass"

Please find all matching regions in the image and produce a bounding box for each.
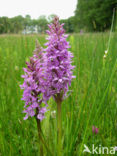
[0,33,116,156]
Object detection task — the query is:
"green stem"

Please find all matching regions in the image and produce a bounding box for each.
[36,118,44,156]
[36,108,53,156]
[57,99,62,156]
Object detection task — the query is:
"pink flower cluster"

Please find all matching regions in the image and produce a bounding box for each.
[20,41,47,120]
[45,17,75,99]
[20,17,75,120]
[92,126,99,134]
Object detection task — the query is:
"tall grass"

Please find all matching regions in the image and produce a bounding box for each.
[0,32,116,155]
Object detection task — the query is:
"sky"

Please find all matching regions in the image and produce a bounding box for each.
[0,0,77,19]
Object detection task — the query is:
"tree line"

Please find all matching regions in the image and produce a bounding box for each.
[0,15,49,34]
[0,0,116,34]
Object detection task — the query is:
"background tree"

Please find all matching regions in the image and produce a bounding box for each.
[37,15,48,33]
[0,17,10,33]
[11,15,25,33]
[75,0,117,31]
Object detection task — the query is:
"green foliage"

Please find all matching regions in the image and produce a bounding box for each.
[0,33,116,155]
[0,15,48,34]
[60,16,76,33]
[0,15,25,34]
[37,16,48,33]
[75,0,117,31]
[0,17,11,33]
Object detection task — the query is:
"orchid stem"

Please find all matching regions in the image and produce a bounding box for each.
[57,99,62,156]
[35,107,53,156]
[36,118,44,156]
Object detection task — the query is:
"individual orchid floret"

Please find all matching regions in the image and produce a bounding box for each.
[20,40,47,120]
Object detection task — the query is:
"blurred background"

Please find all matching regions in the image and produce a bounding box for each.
[0,0,116,34]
